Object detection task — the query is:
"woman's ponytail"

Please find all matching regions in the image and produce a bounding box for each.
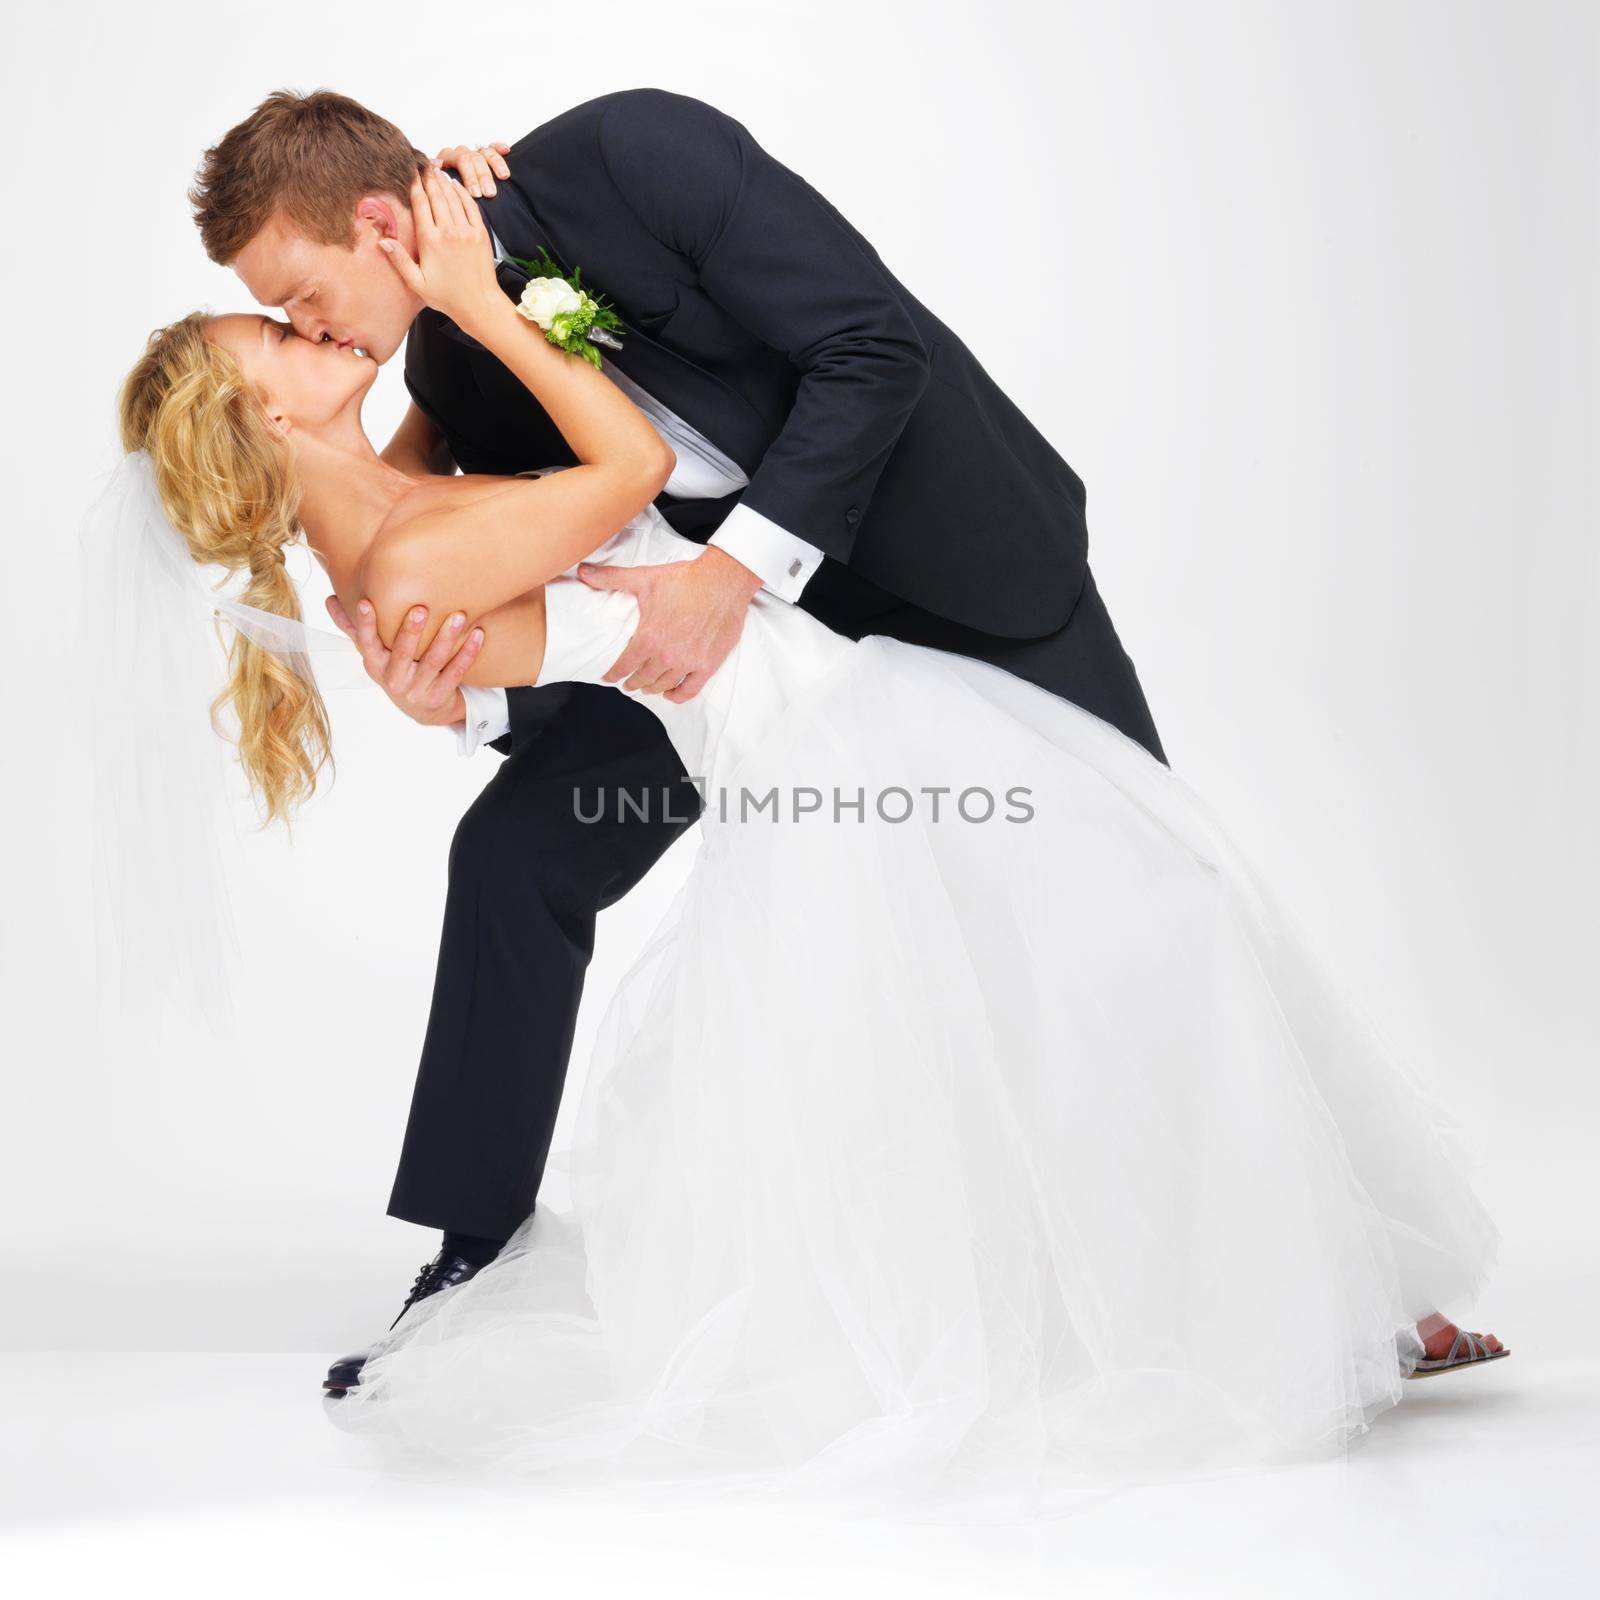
[118,312,333,826]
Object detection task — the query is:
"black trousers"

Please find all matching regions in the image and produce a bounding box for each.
[387,565,1164,1239]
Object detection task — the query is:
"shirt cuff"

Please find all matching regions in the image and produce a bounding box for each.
[709,503,825,604]
[456,683,512,757]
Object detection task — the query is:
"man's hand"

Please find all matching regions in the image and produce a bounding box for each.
[326,594,485,728]
[580,546,763,703]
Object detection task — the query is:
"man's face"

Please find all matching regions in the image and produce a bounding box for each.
[231,199,421,365]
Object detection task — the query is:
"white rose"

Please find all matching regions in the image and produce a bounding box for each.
[516,276,585,331]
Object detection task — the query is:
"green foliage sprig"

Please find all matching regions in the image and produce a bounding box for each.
[507,248,626,369]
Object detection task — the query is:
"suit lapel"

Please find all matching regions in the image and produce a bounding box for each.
[456,184,771,476]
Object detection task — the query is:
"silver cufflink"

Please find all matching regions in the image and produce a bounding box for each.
[788,558,802,577]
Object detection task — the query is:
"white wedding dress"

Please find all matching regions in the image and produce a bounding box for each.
[330,503,1501,1519]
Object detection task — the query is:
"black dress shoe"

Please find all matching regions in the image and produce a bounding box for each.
[322,1250,486,1395]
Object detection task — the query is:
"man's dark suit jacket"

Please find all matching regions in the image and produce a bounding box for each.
[404,87,1094,672]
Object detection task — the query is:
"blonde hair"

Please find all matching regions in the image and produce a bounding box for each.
[118,311,333,827]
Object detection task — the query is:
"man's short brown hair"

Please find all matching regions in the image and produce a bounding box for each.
[190,88,427,264]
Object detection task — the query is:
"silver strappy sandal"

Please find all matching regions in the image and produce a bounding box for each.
[1406,1325,1511,1378]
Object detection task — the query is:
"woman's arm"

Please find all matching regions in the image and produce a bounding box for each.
[360,170,675,653]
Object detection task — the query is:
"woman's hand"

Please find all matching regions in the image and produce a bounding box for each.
[380,168,501,336]
[436,141,511,197]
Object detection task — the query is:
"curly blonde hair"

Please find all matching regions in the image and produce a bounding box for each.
[118,311,333,827]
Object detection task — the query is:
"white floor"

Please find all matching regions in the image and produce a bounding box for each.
[2,1160,1594,1596]
[2,1341,1595,1599]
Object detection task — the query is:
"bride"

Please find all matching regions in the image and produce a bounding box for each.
[110,168,1505,1514]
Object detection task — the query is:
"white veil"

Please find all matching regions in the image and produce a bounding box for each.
[77,451,361,1039]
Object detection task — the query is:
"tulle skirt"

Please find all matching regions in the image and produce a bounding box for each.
[329,637,1501,1520]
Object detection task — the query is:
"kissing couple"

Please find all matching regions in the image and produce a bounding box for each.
[91,85,1507,1511]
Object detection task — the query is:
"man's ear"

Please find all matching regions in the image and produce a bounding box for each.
[354,194,403,243]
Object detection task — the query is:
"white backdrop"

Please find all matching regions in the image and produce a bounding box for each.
[1,0,1592,1355]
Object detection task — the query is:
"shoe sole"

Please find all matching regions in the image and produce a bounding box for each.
[1406,1347,1511,1378]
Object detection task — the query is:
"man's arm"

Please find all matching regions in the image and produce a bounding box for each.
[596,89,931,564]
[571,89,929,702]
[459,683,513,756]
[324,593,486,744]
[382,400,457,478]
[708,507,826,604]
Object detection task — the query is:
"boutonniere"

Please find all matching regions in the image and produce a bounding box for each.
[507,247,625,367]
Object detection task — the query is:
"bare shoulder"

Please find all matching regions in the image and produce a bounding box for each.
[365,472,526,568]
[386,471,525,534]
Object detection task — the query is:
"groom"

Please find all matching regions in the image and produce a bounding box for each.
[191,87,1165,1389]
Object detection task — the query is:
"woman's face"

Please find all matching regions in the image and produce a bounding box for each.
[205,313,377,436]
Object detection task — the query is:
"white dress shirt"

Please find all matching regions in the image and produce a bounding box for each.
[453,220,827,756]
